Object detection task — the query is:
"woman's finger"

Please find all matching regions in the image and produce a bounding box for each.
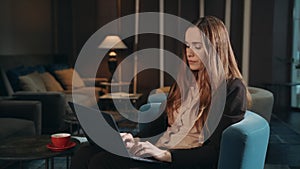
[120,133,134,148]
[120,132,127,136]
[130,142,154,157]
[121,133,132,139]
[135,147,149,157]
[121,133,133,142]
[129,142,144,155]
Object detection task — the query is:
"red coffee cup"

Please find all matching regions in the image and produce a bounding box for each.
[51,133,71,148]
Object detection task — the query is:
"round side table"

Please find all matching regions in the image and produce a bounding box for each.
[0,135,80,169]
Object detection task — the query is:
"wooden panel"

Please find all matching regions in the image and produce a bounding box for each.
[249,0,275,86]
[137,0,160,93]
[205,0,225,22]
[230,0,244,70]
[73,0,97,57]
[54,0,73,64]
[180,0,199,22]
[0,54,55,70]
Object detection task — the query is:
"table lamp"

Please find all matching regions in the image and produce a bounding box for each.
[98,35,127,82]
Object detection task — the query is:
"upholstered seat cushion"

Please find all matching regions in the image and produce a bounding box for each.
[0,118,35,141]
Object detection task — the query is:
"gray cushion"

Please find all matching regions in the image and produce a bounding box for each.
[19,72,47,92]
[248,87,274,122]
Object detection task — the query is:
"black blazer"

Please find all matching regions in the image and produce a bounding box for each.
[138,78,247,169]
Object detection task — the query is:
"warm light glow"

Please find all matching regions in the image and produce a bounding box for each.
[109,51,117,56]
[98,35,127,49]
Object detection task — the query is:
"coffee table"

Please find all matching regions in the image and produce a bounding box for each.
[0,135,80,169]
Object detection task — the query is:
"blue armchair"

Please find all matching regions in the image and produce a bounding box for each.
[147,93,168,103]
[218,110,270,169]
[138,103,270,169]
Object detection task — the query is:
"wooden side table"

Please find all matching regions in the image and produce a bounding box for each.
[83,77,108,86]
[100,82,131,92]
[99,92,143,109]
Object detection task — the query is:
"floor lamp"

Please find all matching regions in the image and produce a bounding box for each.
[98,35,127,83]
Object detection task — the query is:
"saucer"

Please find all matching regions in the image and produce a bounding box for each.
[46,141,76,152]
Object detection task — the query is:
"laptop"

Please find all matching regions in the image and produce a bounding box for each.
[68,102,164,164]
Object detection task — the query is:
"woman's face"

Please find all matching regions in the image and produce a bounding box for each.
[185,27,205,71]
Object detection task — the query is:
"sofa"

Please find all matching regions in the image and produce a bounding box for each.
[0,99,42,141]
[0,64,108,134]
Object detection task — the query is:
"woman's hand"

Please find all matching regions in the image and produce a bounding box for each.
[129,141,172,162]
[120,133,139,149]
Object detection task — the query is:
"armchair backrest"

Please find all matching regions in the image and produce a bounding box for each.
[147,93,167,104]
[248,87,274,122]
[218,110,270,169]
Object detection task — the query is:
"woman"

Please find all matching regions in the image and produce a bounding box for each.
[70,16,251,169]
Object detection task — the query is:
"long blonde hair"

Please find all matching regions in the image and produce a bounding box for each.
[166,16,251,128]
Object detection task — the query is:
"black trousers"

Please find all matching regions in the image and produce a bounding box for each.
[70,143,171,169]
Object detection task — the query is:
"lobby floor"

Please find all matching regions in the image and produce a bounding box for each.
[264,110,300,169]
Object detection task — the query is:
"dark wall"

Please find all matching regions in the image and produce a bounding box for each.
[272,0,293,84]
[249,0,275,86]
[249,0,293,111]
[249,0,292,87]
[53,0,73,64]
[230,0,244,69]
[0,0,52,55]
[72,0,97,62]
[0,0,294,100]
[205,0,225,21]
[181,0,199,21]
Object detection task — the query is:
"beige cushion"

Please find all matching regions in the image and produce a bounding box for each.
[40,72,64,92]
[19,72,47,92]
[54,68,85,90]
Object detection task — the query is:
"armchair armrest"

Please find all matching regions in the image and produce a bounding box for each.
[12,91,66,134]
[0,100,42,135]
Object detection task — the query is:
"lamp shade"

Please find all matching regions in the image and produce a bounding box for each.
[98,35,127,49]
